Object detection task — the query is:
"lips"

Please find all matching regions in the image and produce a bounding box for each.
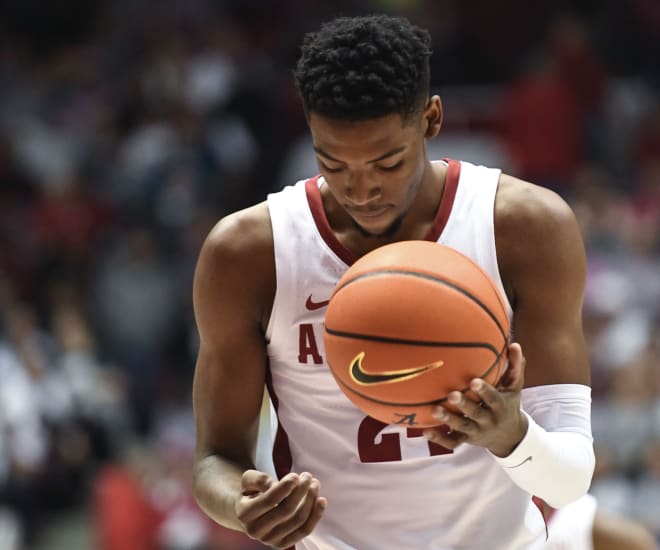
[347,206,390,218]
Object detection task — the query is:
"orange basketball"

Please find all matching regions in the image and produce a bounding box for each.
[323,241,510,428]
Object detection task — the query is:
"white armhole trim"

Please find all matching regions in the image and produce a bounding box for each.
[493,384,595,508]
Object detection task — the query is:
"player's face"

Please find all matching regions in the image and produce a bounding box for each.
[308,104,438,237]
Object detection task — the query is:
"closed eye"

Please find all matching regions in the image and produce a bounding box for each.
[377,161,403,172]
[320,162,343,173]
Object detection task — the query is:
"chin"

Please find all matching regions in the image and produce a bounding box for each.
[353,216,404,238]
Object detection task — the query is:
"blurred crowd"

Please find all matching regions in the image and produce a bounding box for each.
[0,0,658,548]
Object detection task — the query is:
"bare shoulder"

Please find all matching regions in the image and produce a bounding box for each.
[193,202,275,341]
[200,202,273,264]
[495,173,580,246]
[494,173,585,303]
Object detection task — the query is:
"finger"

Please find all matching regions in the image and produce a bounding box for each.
[264,477,322,545]
[423,423,468,449]
[432,402,481,436]
[277,496,327,549]
[249,473,314,540]
[468,378,503,412]
[241,470,275,495]
[497,343,525,390]
[239,473,299,523]
[446,390,493,426]
[269,472,313,521]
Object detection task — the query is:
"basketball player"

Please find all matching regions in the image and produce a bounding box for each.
[191,14,596,549]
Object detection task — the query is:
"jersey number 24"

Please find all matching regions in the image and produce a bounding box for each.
[357,416,453,463]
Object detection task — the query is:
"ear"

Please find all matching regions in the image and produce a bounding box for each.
[423,95,443,138]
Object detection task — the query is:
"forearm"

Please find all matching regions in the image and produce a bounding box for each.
[494,384,595,508]
[192,454,250,531]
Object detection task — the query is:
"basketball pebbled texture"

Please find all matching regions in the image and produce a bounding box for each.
[323,240,510,427]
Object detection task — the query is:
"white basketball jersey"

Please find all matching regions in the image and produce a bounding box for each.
[263,160,547,550]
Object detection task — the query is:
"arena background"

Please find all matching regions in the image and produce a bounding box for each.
[0,0,658,548]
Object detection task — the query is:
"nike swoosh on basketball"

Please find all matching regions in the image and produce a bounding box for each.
[350,352,444,385]
[306,295,330,310]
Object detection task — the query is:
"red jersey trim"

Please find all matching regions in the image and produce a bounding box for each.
[426,158,461,241]
[265,366,293,479]
[532,495,557,540]
[304,159,461,266]
[265,365,295,550]
[305,176,358,266]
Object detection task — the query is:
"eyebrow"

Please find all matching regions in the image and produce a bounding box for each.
[313,145,406,164]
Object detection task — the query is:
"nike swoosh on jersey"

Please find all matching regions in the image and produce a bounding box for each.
[506,455,533,469]
[350,352,444,385]
[306,295,330,310]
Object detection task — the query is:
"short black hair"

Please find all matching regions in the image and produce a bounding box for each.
[294,14,432,122]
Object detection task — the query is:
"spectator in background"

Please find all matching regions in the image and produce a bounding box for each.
[0,281,131,546]
[91,227,183,435]
[50,294,130,461]
[548,14,608,166]
[497,13,609,192]
[498,49,583,189]
[0,303,50,547]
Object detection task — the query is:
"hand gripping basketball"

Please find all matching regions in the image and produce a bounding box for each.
[423,343,528,457]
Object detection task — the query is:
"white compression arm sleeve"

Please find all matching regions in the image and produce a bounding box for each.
[493,384,595,508]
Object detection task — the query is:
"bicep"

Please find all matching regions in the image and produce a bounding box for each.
[192,216,272,467]
[193,337,267,466]
[514,298,589,387]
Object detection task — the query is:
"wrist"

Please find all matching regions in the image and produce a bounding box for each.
[489,410,528,458]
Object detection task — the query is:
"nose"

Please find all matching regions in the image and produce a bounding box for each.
[345,172,382,206]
